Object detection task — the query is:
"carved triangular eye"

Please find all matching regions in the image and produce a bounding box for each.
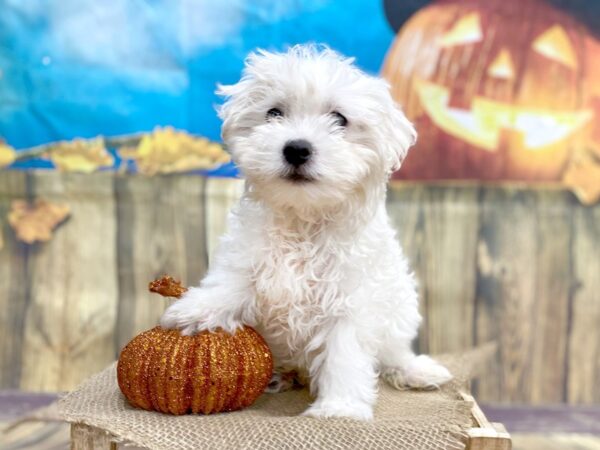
[488,48,515,80]
[439,12,483,48]
[532,25,578,69]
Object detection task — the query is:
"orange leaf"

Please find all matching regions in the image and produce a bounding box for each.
[118,127,230,175]
[8,200,71,244]
[50,138,113,173]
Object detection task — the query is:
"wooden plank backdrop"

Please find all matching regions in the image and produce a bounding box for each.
[20,173,119,391]
[0,171,28,389]
[387,186,480,355]
[0,171,598,405]
[473,189,574,404]
[114,175,208,351]
[568,204,600,404]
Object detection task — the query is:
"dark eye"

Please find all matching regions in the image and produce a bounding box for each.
[266,107,283,119]
[331,111,348,127]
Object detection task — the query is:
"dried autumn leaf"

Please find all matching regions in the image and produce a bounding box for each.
[8,200,71,244]
[118,126,230,175]
[49,138,114,173]
[0,141,16,168]
[563,153,600,205]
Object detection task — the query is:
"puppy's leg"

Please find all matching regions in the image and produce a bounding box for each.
[264,369,296,393]
[380,340,452,390]
[160,256,255,335]
[303,321,377,420]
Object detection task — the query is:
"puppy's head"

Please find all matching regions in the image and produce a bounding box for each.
[218,45,416,211]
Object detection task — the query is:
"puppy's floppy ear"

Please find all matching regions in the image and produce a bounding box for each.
[216,78,251,145]
[380,100,417,173]
[216,50,273,145]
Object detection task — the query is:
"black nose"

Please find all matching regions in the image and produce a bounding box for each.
[283,139,312,167]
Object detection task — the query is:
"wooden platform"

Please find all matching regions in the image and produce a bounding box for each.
[462,393,511,450]
[5,421,599,450]
[3,392,600,449]
[66,393,510,450]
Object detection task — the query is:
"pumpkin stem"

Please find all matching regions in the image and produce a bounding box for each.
[148,275,188,299]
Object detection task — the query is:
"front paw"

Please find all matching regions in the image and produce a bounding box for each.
[303,398,373,421]
[159,288,241,335]
[264,370,297,393]
[160,301,201,336]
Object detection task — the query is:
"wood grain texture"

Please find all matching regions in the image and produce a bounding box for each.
[474,188,573,404]
[462,392,512,450]
[387,185,480,354]
[1,172,599,404]
[19,172,119,391]
[115,175,208,351]
[529,192,573,404]
[567,202,600,404]
[475,188,538,402]
[0,171,28,388]
[385,186,430,355]
[71,424,116,450]
[204,177,244,260]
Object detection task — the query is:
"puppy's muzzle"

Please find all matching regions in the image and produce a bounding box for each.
[283,139,312,167]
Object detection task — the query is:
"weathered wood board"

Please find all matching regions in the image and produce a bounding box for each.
[0,171,28,389]
[387,185,480,355]
[204,177,244,260]
[473,188,575,404]
[19,173,119,391]
[0,171,598,405]
[567,204,600,404]
[115,175,208,351]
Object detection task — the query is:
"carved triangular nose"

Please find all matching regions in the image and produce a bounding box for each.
[488,48,515,80]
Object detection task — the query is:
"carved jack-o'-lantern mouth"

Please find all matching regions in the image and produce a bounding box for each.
[415,78,594,152]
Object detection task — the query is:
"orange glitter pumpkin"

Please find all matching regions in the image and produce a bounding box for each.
[117,326,273,415]
[117,276,273,415]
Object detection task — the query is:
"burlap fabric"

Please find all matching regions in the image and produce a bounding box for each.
[50,347,496,450]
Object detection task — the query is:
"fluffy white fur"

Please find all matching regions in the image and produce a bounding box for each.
[161,45,452,420]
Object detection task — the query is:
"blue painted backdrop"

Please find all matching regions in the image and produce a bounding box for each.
[0,0,395,170]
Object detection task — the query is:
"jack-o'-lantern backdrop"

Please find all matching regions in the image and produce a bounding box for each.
[383,0,600,196]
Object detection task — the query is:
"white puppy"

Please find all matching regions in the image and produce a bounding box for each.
[161,45,452,420]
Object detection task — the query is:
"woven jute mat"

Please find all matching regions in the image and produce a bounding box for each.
[20,345,496,450]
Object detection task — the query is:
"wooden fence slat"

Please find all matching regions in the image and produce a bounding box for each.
[20,172,119,391]
[475,188,539,402]
[387,185,480,354]
[475,188,573,403]
[204,177,244,261]
[115,175,208,352]
[0,171,29,389]
[568,202,600,404]
[386,186,429,354]
[528,192,573,403]
[420,186,480,354]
